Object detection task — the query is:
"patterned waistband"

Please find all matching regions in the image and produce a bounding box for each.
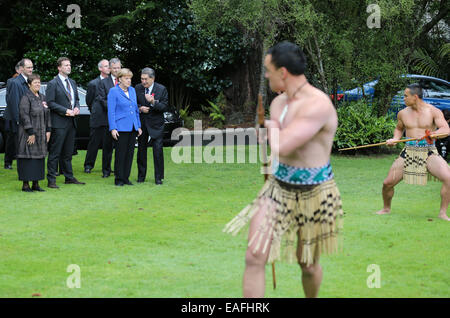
[405,138,435,147]
[272,160,334,185]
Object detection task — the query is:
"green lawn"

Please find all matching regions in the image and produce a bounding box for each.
[0,146,448,297]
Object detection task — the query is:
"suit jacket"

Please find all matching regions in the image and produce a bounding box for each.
[107,85,141,132]
[86,76,107,127]
[135,82,168,139]
[97,75,115,115]
[4,75,28,132]
[45,75,80,129]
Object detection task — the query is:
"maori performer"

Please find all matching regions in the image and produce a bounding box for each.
[224,41,343,298]
[376,84,450,221]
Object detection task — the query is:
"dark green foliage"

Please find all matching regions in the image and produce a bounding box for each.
[334,100,398,153]
[105,0,249,110]
[9,0,118,85]
[1,0,248,108]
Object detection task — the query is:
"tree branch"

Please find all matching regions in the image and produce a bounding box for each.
[419,0,448,38]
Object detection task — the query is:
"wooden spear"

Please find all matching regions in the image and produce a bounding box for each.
[338,133,449,151]
[256,94,276,290]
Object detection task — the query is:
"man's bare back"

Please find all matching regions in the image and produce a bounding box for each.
[268,85,337,168]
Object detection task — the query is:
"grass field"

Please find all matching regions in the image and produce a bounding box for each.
[0,146,449,298]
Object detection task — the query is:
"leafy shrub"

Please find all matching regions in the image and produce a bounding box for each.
[184,116,195,129]
[204,100,225,128]
[179,105,190,121]
[191,111,205,120]
[334,100,398,153]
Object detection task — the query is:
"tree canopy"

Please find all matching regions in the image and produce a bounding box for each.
[1,0,448,119]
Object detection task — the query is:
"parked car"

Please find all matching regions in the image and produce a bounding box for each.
[0,83,183,152]
[340,74,450,114]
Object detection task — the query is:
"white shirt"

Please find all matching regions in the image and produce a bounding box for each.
[146,83,154,95]
[58,73,75,108]
[21,74,28,83]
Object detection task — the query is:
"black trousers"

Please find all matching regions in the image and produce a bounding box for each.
[84,125,114,174]
[4,129,18,166]
[137,127,164,182]
[47,121,76,183]
[114,130,137,184]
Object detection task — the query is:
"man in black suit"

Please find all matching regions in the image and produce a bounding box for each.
[96,57,122,178]
[3,58,32,169]
[136,67,168,185]
[83,59,111,174]
[46,57,85,188]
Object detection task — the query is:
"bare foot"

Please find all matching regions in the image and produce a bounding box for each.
[437,214,450,221]
[376,208,391,215]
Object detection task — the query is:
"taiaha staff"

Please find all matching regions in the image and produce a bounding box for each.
[338,132,449,152]
[256,94,277,290]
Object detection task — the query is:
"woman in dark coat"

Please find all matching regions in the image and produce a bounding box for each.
[17,74,51,192]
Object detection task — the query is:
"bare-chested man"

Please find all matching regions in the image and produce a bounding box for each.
[376,84,450,221]
[224,41,343,298]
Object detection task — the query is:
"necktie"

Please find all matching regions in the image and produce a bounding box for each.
[114,77,118,85]
[145,88,149,94]
[65,79,72,104]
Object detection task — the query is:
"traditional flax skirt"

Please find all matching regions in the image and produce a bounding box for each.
[401,144,439,185]
[223,176,344,266]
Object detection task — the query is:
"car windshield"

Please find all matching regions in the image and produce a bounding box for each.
[38,84,87,106]
[0,90,5,106]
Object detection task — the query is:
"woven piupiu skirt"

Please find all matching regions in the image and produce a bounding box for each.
[401,145,439,185]
[223,176,343,266]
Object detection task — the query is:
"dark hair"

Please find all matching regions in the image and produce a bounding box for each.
[27,73,40,85]
[407,83,423,99]
[141,67,155,78]
[57,57,70,67]
[266,41,307,75]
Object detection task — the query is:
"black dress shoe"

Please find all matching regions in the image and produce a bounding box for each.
[65,178,86,185]
[4,164,12,170]
[115,181,124,186]
[31,186,45,192]
[48,182,59,189]
[124,180,133,185]
[102,172,111,178]
[137,179,145,183]
[155,179,163,185]
[84,167,92,173]
[22,186,33,192]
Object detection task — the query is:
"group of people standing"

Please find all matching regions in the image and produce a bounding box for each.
[3,57,169,191]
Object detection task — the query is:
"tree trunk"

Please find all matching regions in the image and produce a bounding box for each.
[222,39,263,123]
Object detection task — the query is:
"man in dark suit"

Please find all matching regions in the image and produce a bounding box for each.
[46,57,85,188]
[3,58,32,169]
[135,67,168,185]
[96,57,122,178]
[83,59,111,174]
